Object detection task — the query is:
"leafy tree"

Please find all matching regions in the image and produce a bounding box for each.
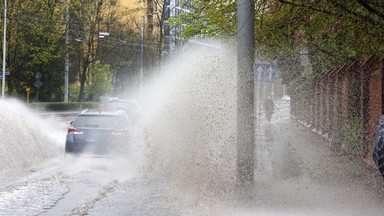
[169,0,384,85]
[67,0,105,102]
[68,0,157,100]
[258,0,384,71]
[94,3,144,96]
[169,0,237,39]
[4,0,63,101]
[1,0,383,102]
[87,64,113,100]
[255,0,384,91]
[0,0,159,102]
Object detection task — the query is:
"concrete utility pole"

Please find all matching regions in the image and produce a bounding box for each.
[236,0,255,185]
[140,16,144,99]
[2,0,7,99]
[64,0,70,102]
[163,0,171,64]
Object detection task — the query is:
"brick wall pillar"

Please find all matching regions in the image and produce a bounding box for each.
[328,71,336,132]
[346,61,361,122]
[309,79,316,126]
[381,55,384,115]
[334,66,348,130]
[360,56,380,159]
[322,69,337,135]
[319,78,326,133]
[314,78,321,130]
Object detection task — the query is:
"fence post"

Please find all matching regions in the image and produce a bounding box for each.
[360,56,380,159]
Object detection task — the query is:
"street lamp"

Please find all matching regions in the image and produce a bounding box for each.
[64,0,70,102]
[140,16,144,99]
[2,0,7,99]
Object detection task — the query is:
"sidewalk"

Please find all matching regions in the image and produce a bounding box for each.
[249,101,384,215]
[293,112,379,170]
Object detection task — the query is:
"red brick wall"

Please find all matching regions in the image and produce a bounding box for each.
[320,78,326,133]
[291,55,383,164]
[329,73,337,130]
[314,79,321,129]
[366,68,382,157]
[360,57,380,159]
[340,66,349,128]
[325,75,332,133]
[346,62,361,120]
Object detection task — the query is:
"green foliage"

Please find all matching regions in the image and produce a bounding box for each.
[68,64,113,102]
[69,84,80,102]
[87,64,113,100]
[30,101,100,111]
[257,0,384,72]
[2,0,383,101]
[287,71,312,96]
[0,0,146,102]
[342,117,362,156]
[169,0,237,38]
[175,0,384,87]
[6,0,63,98]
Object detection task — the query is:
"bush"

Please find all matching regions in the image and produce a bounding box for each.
[342,117,362,155]
[29,102,100,111]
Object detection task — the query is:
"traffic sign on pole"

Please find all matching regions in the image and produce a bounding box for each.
[26,87,30,103]
[0,69,10,78]
[254,63,276,83]
[35,72,42,79]
[34,80,43,88]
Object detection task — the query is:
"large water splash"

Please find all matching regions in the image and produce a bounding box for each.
[0,99,63,173]
[132,46,239,206]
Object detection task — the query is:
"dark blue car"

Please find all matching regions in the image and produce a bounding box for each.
[65,110,131,156]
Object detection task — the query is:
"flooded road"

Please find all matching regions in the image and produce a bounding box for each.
[0,101,384,215]
[1,48,384,215]
[84,103,384,216]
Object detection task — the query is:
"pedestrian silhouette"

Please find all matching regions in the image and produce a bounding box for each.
[263,95,275,122]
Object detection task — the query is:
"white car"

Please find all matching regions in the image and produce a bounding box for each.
[282,95,291,103]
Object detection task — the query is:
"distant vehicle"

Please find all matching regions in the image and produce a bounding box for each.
[102,97,141,119]
[282,95,291,103]
[65,109,131,156]
[101,97,142,125]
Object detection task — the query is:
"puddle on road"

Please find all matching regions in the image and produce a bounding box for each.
[63,156,137,183]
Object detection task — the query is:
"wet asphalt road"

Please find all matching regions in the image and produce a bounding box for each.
[1,103,384,215]
[86,104,384,215]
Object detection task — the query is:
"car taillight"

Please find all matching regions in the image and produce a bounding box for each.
[67,127,84,135]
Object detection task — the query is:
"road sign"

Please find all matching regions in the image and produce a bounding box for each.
[26,87,30,103]
[254,63,276,83]
[34,80,43,88]
[0,69,10,78]
[99,32,109,38]
[35,72,42,79]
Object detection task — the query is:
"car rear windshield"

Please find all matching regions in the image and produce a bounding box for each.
[73,115,127,128]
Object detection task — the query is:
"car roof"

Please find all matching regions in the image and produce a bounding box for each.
[105,97,139,103]
[78,109,126,116]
